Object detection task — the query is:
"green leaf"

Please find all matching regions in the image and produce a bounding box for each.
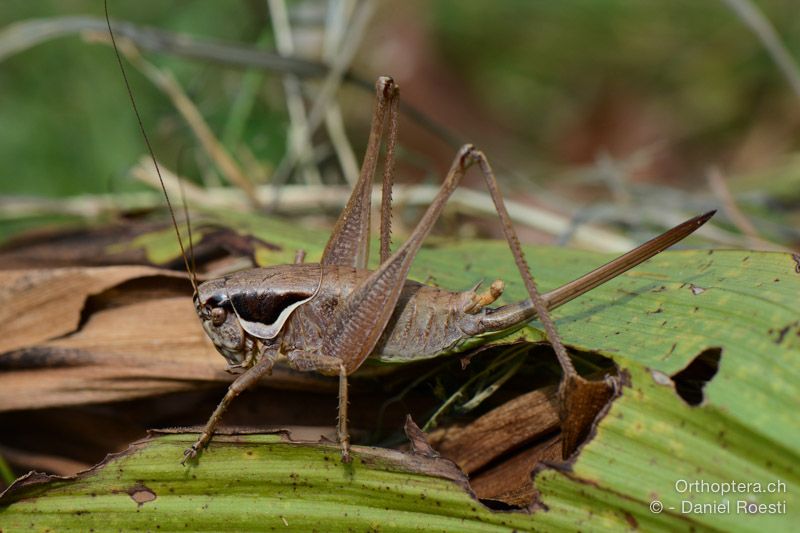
[4,211,798,530]
[0,433,535,532]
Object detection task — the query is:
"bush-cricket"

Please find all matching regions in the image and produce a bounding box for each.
[105,2,714,464]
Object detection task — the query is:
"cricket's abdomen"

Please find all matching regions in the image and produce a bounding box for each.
[371,282,486,363]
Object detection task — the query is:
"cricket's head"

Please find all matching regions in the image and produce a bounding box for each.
[195,278,253,368]
[195,265,323,369]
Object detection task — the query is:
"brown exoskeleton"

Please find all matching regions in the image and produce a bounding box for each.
[106,8,714,464]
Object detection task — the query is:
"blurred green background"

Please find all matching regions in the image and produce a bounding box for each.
[0,0,798,247]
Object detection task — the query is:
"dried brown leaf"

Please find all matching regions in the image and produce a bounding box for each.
[431,385,560,474]
[0,266,184,353]
[469,434,561,506]
[0,266,329,411]
[0,222,273,272]
[0,222,158,269]
[0,444,92,476]
[559,374,616,458]
[403,414,438,457]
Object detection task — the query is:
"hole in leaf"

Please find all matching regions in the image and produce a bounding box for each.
[127,483,157,506]
[479,497,520,511]
[670,347,722,405]
[426,342,620,508]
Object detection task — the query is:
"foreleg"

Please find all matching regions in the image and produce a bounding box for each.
[182,351,276,464]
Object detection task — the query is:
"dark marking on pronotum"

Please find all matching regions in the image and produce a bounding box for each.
[230,290,311,325]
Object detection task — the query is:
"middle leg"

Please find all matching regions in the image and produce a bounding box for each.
[286,350,351,461]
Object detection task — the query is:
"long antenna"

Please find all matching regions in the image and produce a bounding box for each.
[177,159,197,281]
[104,0,199,297]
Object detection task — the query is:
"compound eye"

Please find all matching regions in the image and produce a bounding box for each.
[211,307,227,327]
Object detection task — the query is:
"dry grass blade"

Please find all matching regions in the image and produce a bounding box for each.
[707,167,760,239]
[0,14,467,158]
[115,158,643,253]
[268,0,323,186]
[722,0,800,99]
[320,0,361,186]
[0,16,329,79]
[430,385,560,474]
[103,35,260,206]
[706,167,789,251]
[305,0,375,135]
[470,435,561,507]
[0,266,180,354]
[268,0,376,190]
[130,156,220,208]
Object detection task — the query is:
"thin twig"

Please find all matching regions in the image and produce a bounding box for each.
[722,0,800,99]
[706,166,761,242]
[221,31,271,151]
[12,181,786,251]
[131,156,214,207]
[268,1,376,191]
[0,15,465,152]
[0,192,161,219]
[704,170,791,252]
[422,346,524,432]
[107,36,260,206]
[268,0,323,186]
[1,178,637,252]
[0,16,329,79]
[306,0,375,135]
[321,0,361,185]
